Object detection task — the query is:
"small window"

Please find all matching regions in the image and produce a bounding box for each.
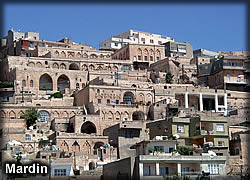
[114,43,118,47]
[45,61,48,65]
[30,80,34,87]
[76,83,79,89]
[97,89,100,93]
[22,80,26,87]
[218,141,225,146]
[107,99,110,104]
[144,56,148,61]
[138,56,141,60]
[216,124,224,132]
[54,169,67,176]
[150,39,154,43]
[82,83,85,89]
[98,99,101,104]
[157,57,160,60]
[150,56,153,61]
[177,124,184,133]
[116,100,119,104]
[25,134,31,141]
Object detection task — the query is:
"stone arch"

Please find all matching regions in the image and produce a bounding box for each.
[61,51,66,57]
[52,63,59,69]
[99,54,104,59]
[112,65,118,71]
[69,63,80,70]
[83,141,91,154]
[145,93,153,104]
[72,141,80,152]
[57,74,70,92]
[60,63,66,69]
[89,64,95,71]
[54,50,59,57]
[61,111,68,119]
[68,52,75,58]
[106,111,113,120]
[114,111,121,121]
[36,62,42,68]
[39,73,53,91]
[81,121,97,134]
[53,111,59,118]
[123,111,129,121]
[76,52,81,58]
[132,111,145,120]
[106,54,111,59]
[89,162,95,170]
[137,48,142,55]
[90,54,98,59]
[69,111,76,118]
[138,93,145,102]
[9,110,16,119]
[156,49,161,60]
[60,141,69,152]
[143,49,149,61]
[18,111,24,119]
[28,62,35,67]
[93,141,104,159]
[123,91,135,104]
[97,65,103,70]
[106,66,111,71]
[82,64,88,71]
[83,53,88,58]
[0,110,6,118]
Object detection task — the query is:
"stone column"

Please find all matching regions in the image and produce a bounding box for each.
[156,162,160,176]
[177,163,182,177]
[139,162,144,178]
[199,93,203,112]
[185,92,189,109]
[224,93,227,116]
[215,94,218,112]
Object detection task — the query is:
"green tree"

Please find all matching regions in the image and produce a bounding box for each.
[177,146,193,155]
[165,72,174,84]
[21,108,39,129]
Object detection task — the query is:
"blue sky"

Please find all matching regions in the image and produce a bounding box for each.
[4,3,246,51]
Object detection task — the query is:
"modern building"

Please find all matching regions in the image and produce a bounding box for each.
[164,41,193,59]
[100,29,174,50]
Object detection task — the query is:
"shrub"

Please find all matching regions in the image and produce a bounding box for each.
[21,108,39,129]
[49,92,63,99]
[0,81,14,88]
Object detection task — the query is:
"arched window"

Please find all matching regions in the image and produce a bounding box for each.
[39,74,53,91]
[57,75,70,93]
[39,111,50,122]
[25,134,31,141]
[82,83,85,89]
[30,80,34,87]
[76,83,79,89]
[22,80,26,87]
[81,122,96,134]
[123,92,135,104]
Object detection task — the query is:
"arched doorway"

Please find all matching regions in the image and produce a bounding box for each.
[94,142,104,160]
[39,74,53,91]
[69,63,80,70]
[81,121,96,134]
[57,75,70,93]
[132,111,145,120]
[123,92,135,104]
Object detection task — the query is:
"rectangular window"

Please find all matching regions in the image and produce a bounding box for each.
[150,56,153,61]
[98,99,101,104]
[154,146,164,152]
[144,56,147,61]
[141,38,145,42]
[107,99,110,104]
[218,141,225,146]
[54,169,67,176]
[150,39,154,43]
[216,124,224,132]
[116,100,119,104]
[138,56,141,60]
[157,57,160,60]
[177,124,185,133]
[208,164,219,175]
[143,165,151,176]
[114,43,118,46]
[160,167,169,175]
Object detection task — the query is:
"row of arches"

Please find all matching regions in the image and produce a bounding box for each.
[39,73,70,92]
[0,109,79,120]
[59,140,104,154]
[28,61,124,72]
[102,111,129,121]
[54,50,111,59]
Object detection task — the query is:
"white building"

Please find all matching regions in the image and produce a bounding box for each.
[100,30,174,50]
